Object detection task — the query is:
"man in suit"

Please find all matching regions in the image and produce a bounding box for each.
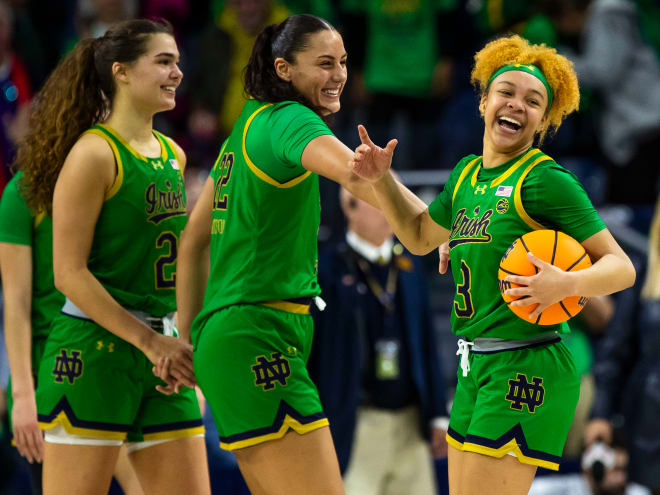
[309,187,449,495]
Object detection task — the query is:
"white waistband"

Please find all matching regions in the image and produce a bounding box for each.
[61,298,178,337]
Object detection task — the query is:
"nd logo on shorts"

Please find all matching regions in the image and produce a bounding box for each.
[252,352,291,390]
[52,349,84,384]
[505,373,544,413]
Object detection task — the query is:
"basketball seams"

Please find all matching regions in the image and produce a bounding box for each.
[565,251,588,272]
[500,229,590,326]
[498,266,524,277]
[558,301,573,318]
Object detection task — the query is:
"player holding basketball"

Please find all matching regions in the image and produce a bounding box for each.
[351,34,635,495]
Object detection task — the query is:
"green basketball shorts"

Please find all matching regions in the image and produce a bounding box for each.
[447,339,580,471]
[36,313,203,442]
[193,303,328,451]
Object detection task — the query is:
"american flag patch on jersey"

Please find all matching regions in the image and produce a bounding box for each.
[495,185,513,197]
[169,159,180,170]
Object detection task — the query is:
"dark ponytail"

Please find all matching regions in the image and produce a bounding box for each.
[244,14,336,108]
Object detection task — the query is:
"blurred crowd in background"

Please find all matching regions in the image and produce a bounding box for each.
[2,0,660,494]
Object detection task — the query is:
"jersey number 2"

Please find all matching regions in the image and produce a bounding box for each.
[155,232,177,289]
[214,152,234,210]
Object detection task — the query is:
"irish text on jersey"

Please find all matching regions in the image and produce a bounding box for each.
[449,207,493,249]
[145,180,186,224]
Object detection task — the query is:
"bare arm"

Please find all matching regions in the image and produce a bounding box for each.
[0,243,42,463]
[53,134,194,387]
[349,125,450,255]
[506,228,635,319]
[300,131,427,215]
[176,176,214,343]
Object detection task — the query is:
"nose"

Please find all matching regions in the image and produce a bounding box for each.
[507,98,523,111]
[332,64,347,83]
[172,64,183,81]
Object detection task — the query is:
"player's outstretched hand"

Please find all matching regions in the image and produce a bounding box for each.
[350,125,398,183]
[504,252,572,319]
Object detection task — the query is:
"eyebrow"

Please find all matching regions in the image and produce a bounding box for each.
[317,53,348,60]
[496,80,546,100]
[154,52,179,60]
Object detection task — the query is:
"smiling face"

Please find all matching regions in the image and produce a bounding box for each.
[275,29,347,116]
[114,33,183,114]
[479,70,549,154]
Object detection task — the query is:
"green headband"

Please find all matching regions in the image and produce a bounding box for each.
[487,64,554,109]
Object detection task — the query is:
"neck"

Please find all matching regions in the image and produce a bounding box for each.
[105,96,154,143]
[482,137,532,168]
[348,228,391,248]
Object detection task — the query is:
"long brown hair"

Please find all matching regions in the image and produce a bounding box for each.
[14,19,172,214]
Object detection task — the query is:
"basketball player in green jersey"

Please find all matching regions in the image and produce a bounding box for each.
[351,35,636,495]
[157,14,421,495]
[0,174,144,495]
[12,20,210,495]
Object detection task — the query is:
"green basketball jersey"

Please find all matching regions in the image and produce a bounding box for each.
[84,124,186,317]
[192,100,333,333]
[428,148,606,341]
[0,173,63,343]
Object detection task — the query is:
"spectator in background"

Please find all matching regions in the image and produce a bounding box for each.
[76,0,138,40]
[309,187,448,495]
[541,0,660,205]
[0,0,31,194]
[339,0,470,170]
[186,0,289,169]
[585,196,660,495]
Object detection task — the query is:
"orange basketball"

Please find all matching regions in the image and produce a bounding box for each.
[498,230,592,325]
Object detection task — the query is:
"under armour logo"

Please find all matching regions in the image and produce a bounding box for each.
[505,373,544,413]
[151,161,164,170]
[52,349,84,384]
[252,352,291,390]
[474,185,487,195]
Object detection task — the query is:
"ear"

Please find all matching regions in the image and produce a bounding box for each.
[112,61,128,84]
[274,57,292,82]
[478,92,487,117]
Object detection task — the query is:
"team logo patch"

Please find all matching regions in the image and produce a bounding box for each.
[169,159,180,170]
[505,373,544,413]
[52,349,84,384]
[496,198,509,214]
[496,185,513,197]
[252,352,291,390]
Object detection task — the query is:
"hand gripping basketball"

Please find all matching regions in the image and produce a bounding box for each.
[498,230,592,325]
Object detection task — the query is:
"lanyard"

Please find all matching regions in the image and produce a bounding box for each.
[353,253,399,313]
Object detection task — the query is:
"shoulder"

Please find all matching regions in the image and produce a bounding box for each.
[61,131,116,187]
[270,101,322,121]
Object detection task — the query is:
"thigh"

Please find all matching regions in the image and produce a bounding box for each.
[43,442,120,495]
[37,315,141,440]
[234,426,344,495]
[457,451,536,495]
[195,305,327,451]
[129,436,210,495]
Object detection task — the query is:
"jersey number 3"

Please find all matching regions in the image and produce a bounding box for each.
[454,260,474,318]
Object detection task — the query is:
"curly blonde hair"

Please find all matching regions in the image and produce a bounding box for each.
[471,34,580,142]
